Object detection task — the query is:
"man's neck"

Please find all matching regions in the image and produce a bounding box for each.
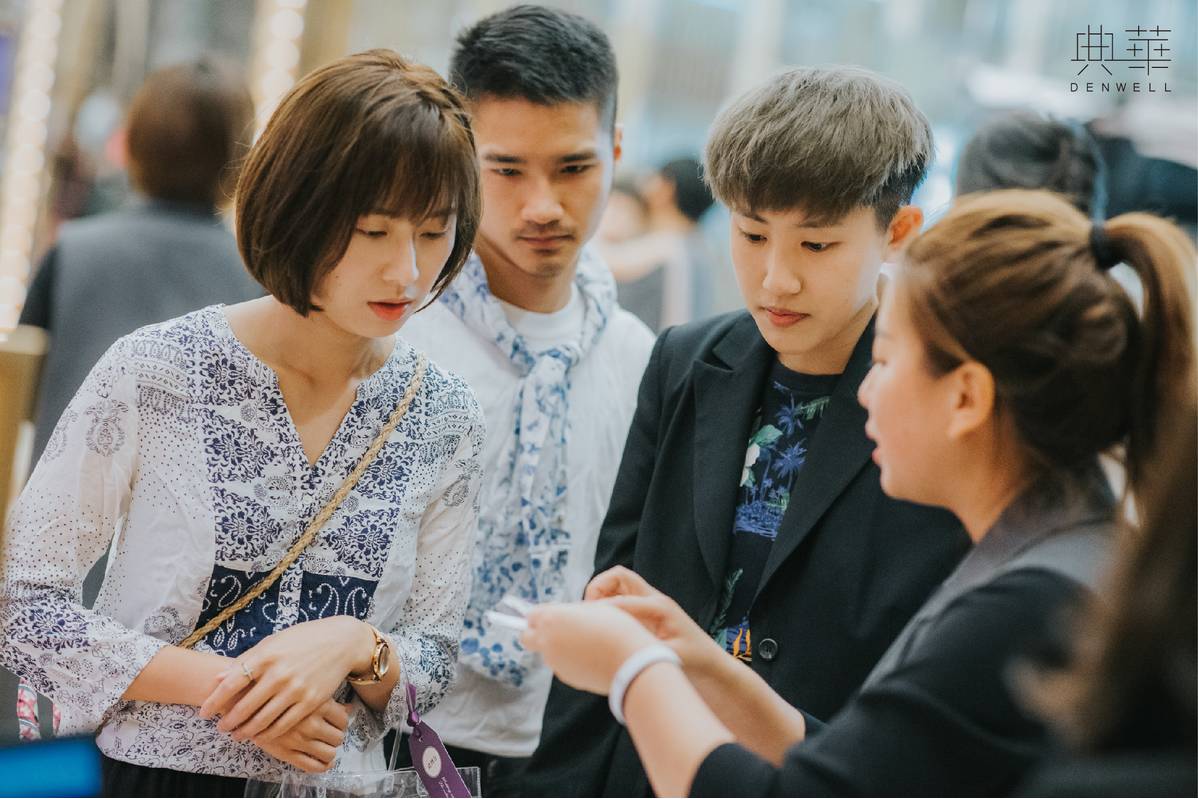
[475,237,577,314]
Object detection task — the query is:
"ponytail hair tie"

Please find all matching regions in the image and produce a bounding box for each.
[1090,222,1120,271]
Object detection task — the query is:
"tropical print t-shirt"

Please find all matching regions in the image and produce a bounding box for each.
[709,360,838,661]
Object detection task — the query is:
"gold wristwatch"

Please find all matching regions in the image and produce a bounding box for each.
[347,624,391,686]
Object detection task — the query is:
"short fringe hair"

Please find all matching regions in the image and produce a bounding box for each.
[704,66,933,227]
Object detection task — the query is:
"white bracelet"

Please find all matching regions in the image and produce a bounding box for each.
[608,644,682,726]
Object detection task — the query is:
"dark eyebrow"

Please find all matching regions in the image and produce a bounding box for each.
[483,154,524,164]
[741,210,766,223]
[561,150,598,163]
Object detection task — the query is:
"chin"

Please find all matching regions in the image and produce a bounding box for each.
[336,313,404,339]
[877,469,904,502]
[521,255,573,280]
[880,471,935,507]
[758,325,818,360]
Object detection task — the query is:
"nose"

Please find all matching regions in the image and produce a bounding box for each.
[522,175,564,226]
[383,239,419,286]
[760,246,802,296]
[857,366,875,409]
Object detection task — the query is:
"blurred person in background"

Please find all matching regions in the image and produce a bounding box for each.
[396,6,654,795]
[1087,104,1198,239]
[602,157,717,331]
[596,176,649,246]
[955,110,1107,220]
[955,106,1197,241]
[47,90,129,227]
[19,57,261,468]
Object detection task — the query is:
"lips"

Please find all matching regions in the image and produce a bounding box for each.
[368,300,412,321]
[519,234,572,248]
[764,307,809,327]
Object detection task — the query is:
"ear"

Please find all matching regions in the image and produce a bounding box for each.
[885,205,923,261]
[945,361,996,441]
[612,123,624,166]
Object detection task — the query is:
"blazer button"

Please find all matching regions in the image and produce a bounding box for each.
[758,637,779,662]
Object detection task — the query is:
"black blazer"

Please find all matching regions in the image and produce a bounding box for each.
[524,311,970,797]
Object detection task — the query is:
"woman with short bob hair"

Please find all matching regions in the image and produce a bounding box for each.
[1,49,484,795]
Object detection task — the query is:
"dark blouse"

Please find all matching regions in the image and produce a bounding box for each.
[691,568,1082,796]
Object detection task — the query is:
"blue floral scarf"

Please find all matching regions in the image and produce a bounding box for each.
[438,247,615,686]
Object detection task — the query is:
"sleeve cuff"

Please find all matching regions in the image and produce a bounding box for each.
[800,708,826,737]
[690,742,779,798]
[344,633,411,751]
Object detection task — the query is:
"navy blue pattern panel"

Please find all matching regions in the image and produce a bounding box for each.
[196,565,281,657]
[297,572,375,625]
[197,565,379,657]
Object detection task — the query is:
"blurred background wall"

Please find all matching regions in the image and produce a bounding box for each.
[0,0,1194,329]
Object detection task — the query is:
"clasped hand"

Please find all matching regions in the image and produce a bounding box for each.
[197,616,375,772]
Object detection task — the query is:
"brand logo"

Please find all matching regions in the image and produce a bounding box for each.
[422,745,443,778]
[1070,25,1172,94]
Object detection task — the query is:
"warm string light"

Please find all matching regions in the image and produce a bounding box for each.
[251,0,307,139]
[0,0,64,338]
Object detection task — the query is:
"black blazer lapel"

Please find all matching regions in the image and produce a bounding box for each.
[754,318,878,599]
[691,315,775,591]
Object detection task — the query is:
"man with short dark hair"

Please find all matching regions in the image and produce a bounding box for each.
[397,6,653,795]
[525,65,970,797]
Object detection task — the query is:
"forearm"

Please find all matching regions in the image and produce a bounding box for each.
[623,662,736,797]
[687,653,806,764]
[123,646,231,706]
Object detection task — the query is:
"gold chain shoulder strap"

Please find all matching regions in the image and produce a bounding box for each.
[181,354,428,650]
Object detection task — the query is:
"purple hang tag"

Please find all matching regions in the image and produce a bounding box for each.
[406,683,471,798]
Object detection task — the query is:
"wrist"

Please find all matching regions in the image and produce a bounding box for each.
[685,639,739,699]
[685,636,729,680]
[609,631,659,682]
[338,618,377,677]
[609,643,682,725]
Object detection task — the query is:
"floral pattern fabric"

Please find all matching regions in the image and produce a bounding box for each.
[709,362,837,660]
[0,306,485,779]
[437,249,615,687]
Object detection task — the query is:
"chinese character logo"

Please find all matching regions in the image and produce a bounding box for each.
[1072,25,1171,76]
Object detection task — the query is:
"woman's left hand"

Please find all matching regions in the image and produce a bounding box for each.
[520,602,659,695]
[199,616,375,741]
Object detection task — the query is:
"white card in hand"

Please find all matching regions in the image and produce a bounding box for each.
[485,610,529,631]
[496,594,535,617]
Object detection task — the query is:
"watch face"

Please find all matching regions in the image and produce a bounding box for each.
[377,640,391,678]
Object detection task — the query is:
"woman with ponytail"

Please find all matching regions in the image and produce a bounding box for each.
[519,189,1196,796]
